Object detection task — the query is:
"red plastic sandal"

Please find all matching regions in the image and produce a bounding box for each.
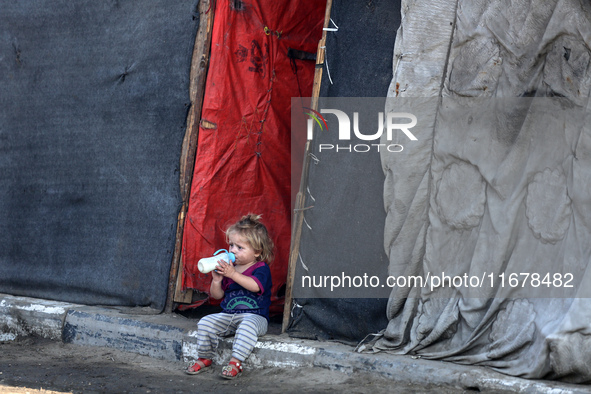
[185,358,212,375]
[220,360,242,380]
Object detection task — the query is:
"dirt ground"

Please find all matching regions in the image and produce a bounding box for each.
[0,336,487,394]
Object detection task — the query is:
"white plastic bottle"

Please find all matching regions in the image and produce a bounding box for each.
[197,249,236,274]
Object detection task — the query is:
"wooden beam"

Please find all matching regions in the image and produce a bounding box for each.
[282,0,333,332]
[165,0,215,313]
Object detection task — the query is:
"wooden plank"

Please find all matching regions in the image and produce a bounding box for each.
[165,0,215,312]
[172,210,192,305]
[282,0,333,332]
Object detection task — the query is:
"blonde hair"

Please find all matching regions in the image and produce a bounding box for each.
[225,214,275,263]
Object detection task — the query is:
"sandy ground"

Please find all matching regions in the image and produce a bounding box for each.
[0,336,490,394]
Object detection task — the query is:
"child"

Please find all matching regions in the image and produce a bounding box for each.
[185,213,274,379]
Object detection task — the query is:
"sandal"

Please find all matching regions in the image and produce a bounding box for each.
[185,358,212,375]
[220,360,242,380]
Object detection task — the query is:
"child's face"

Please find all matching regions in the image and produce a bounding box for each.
[228,231,260,266]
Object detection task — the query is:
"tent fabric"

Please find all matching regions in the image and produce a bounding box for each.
[287,0,402,342]
[374,0,591,383]
[0,0,198,310]
[181,0,324,312]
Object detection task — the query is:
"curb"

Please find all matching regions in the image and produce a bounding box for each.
[0,294,76,341]
[0,294,588,393]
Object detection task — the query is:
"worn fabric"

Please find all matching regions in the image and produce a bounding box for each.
[287,0,401,342]
[0,0,198,310]
[375,0,591,383]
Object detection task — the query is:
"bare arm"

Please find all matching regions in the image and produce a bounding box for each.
[210,278,225,300]
[209,262,225,299]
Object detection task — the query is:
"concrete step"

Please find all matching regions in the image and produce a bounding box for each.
[0,293,587,393]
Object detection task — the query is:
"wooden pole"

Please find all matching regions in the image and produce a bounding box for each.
[165,0,215,313]
[282,0,333,332]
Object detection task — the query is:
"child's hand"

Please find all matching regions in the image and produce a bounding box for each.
[211,259,225,281]
[215,260,236,279]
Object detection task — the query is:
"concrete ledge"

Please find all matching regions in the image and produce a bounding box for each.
[0,294,76,341]
[1,294,589,393]
[183,330,318,368]
[62,306,194,361]
[311,345,587,393]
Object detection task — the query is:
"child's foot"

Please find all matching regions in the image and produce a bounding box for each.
[220,360,242,380]
[185,358,212,375]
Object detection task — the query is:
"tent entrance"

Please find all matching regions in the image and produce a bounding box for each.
[166,0,325,316]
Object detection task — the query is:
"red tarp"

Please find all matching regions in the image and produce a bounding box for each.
[181,0,324,313]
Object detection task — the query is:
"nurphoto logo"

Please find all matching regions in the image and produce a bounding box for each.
[306,108,418,153]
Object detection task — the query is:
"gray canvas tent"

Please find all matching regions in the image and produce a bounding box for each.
[288,0,591,385]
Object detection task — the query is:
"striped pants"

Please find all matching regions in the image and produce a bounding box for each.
[196,312,268,362]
